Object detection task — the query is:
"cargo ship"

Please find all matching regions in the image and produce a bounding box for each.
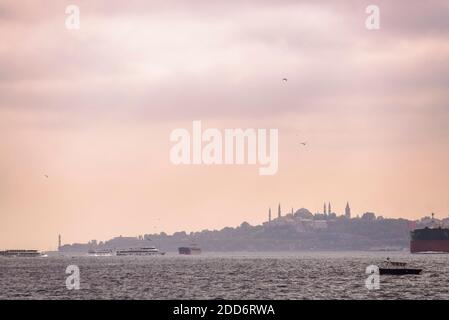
[410,226,449,253]
[178,244,201,255]
[0,250,45,257]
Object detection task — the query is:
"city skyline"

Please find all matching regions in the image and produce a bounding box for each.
[37,202,445,251]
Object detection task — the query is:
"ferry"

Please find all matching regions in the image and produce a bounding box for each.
[178,244,202,255]
[88,249,114,257]
[379,258,422,275]
[116,246,165,256]
[0,250,45,257]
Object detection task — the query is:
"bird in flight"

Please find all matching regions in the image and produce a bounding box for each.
[300,142,307,146]
[282,78,288,82]
[44,174,49,178]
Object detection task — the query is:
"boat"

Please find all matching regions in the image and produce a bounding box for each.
[88,249,113,257]
[411,226,449,254]
[116,246,165,256]
[379,258,422,275]
[178,244,202,255]
[0,250,45,257]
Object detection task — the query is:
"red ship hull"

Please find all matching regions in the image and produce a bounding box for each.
[410,240,449,253]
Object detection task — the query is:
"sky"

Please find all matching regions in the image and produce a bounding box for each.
[1,0,449,250]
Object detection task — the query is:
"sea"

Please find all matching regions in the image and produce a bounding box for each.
[1,251,448,300]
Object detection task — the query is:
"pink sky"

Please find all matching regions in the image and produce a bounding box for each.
[1,0,449,250]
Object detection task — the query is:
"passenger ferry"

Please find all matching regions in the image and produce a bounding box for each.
[88,249,114,257]
[116,246,165,256]
[0,250,45,257]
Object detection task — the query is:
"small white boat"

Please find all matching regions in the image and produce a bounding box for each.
[0,250,45,257]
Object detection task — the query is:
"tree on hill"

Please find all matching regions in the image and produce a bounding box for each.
[361,212,376,221]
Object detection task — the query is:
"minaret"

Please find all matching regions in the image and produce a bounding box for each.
[328,202,332,215]
[323,202,327,215]
[58,234,62,250]
[278,203,281,218]
[269,208,272,222]
[345,202,351,219]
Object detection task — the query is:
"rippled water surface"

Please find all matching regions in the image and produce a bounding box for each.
[1,252,448,299]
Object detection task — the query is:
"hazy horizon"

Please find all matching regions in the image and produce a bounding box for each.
[1,0,449,250]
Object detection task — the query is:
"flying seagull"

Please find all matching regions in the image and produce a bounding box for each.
[300,142,307,146]
[44,174,49,178]
[282,78,288,82]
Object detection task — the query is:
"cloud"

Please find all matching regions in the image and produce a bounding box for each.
[0,0,448,123]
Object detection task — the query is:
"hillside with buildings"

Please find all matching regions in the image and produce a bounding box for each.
[59,203,446,253]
